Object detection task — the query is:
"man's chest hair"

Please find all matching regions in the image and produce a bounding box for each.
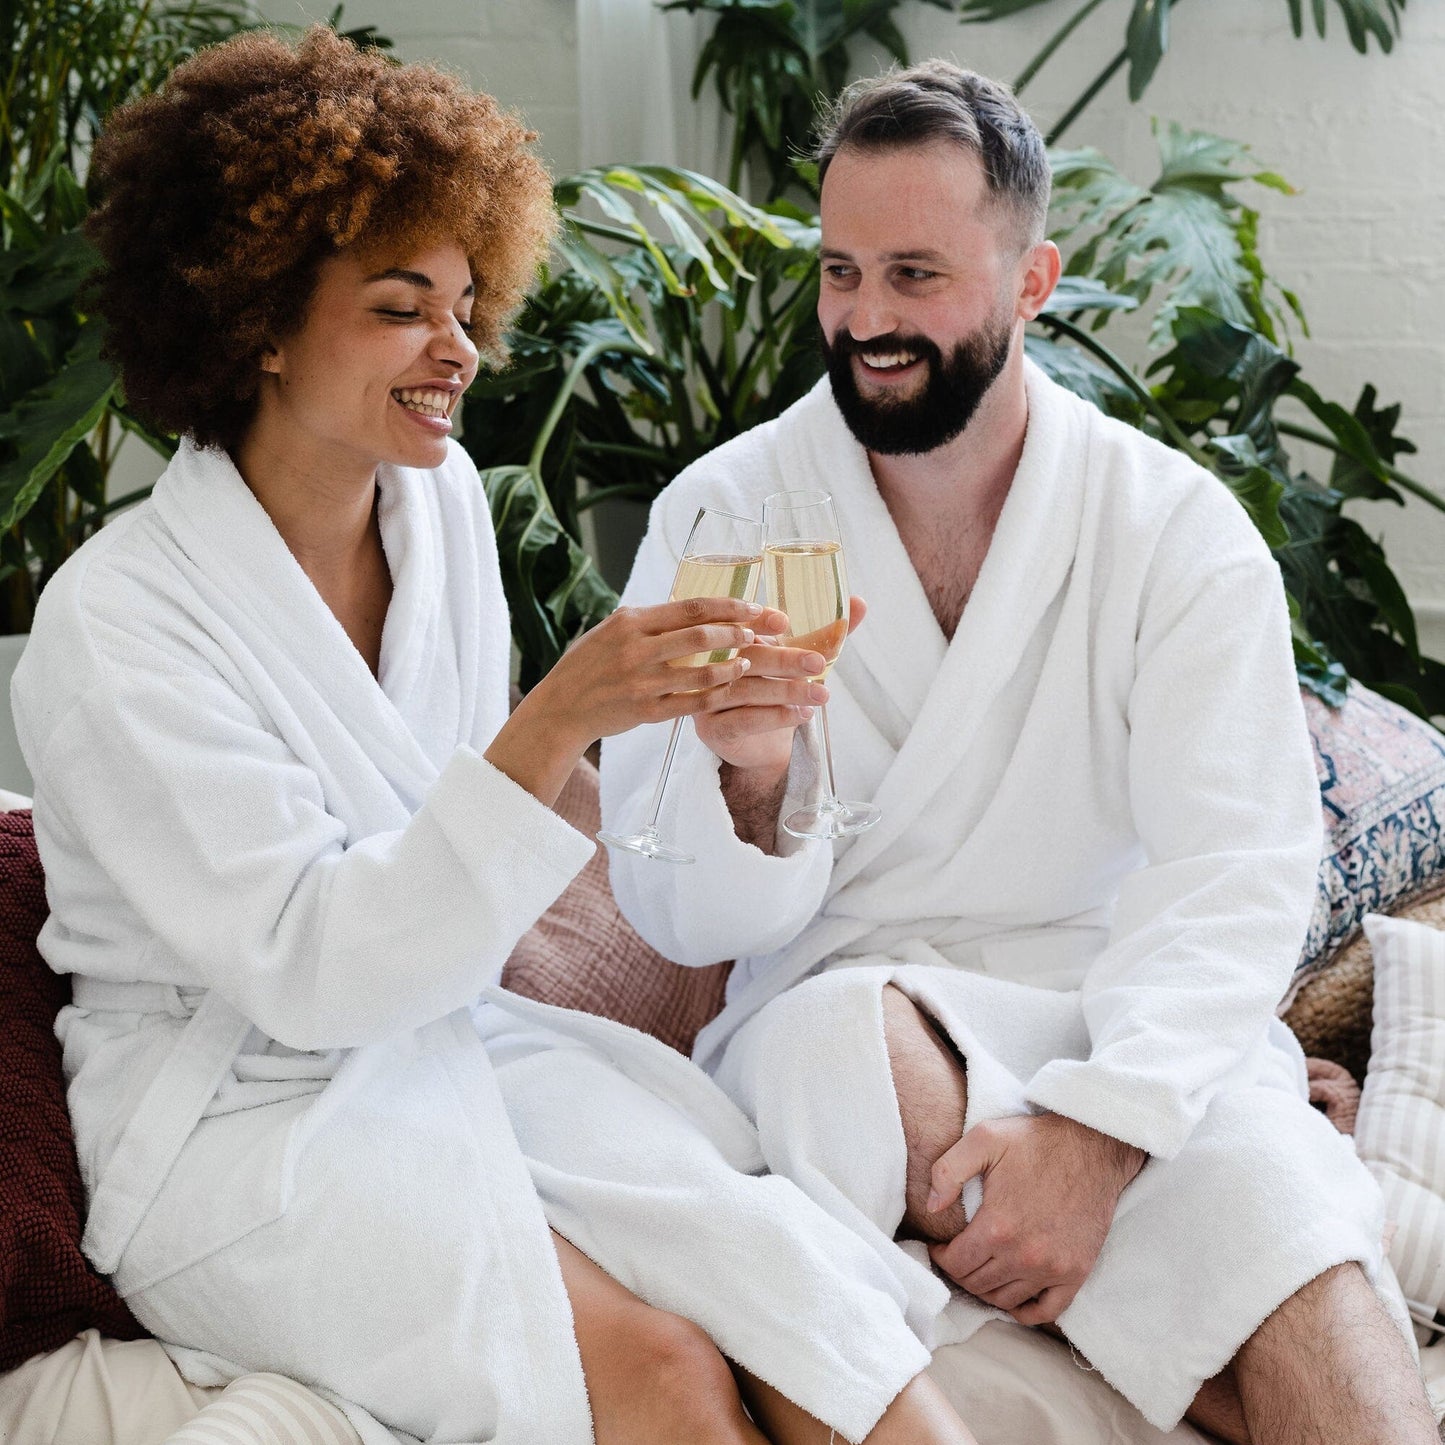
[898,520,991,643]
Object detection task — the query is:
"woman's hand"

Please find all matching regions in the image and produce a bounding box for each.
[485,597,780,807]
[696,597,868,781]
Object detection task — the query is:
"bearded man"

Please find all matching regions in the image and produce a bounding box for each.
[600,61,1439,1443]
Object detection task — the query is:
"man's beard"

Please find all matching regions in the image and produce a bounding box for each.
[822,317,1013,456]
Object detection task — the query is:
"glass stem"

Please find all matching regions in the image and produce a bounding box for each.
[818,703,842,814]
[644,718,686,832]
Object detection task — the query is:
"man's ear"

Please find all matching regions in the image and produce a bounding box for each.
[1016,241,1061,323]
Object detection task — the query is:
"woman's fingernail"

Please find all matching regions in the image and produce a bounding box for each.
[744,603,763,616]
[808,683,828,703]
[737,657,751,672]
[797,706,815,721]
[740,629,755,645]
[804,654,825,673]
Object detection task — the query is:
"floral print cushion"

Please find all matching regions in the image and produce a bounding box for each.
[1297,684,1445,984]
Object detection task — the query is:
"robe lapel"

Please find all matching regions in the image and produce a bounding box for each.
[777,385,946,731]
[151,441,441,815]
[829,362,1089,889]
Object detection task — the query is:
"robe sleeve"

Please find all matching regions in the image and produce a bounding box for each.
[1023,546,1322,1161]
[32,644,595,1053]
[600,492,833,969]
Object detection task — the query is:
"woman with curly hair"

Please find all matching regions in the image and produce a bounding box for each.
[12,26,979,1445]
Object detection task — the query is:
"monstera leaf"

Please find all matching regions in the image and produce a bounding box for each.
[483,463,618,689]
[1051,123,1296,343]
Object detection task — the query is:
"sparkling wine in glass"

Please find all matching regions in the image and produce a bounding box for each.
[763,489,881,841]
[598,507,763,863]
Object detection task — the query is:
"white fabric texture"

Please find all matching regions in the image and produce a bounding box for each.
[718,963,1394,1431]
[1359,912,1445,1338]
[600,364,1391,1429]
[9,438,929,1443]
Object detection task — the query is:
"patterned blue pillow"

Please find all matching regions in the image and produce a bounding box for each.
[1296,684,1445,986]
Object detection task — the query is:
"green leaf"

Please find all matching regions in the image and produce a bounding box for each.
[0,326,114,531]
[1124,0,1171,102]
[959,0,1056,18]
[1040,275,1139,316]
[482,463,617,686]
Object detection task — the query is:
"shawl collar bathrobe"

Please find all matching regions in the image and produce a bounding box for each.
[12,439,931,1445]
[600,364,1401,1430]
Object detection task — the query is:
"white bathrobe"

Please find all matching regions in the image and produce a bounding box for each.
[600,364,1397,1429]
[12,438,931,1445]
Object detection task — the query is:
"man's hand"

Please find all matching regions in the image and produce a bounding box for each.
[925,1112,1147,1327]
[693,597,868,775]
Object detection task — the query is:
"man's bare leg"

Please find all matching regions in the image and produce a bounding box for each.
[880,987,1440,1445]
[1227,1263,1437,1444]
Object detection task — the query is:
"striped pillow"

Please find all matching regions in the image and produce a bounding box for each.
[1357,913,1445,1346]
[164,1373,359,1445]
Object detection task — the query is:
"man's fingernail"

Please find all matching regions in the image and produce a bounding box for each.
[808,683,827,703]
[740,629,755,644]
[804,654,826,673]
[797,706,814,721]
[737,657,751,672]
[926,1191,942,1213]
[744,603,763,616]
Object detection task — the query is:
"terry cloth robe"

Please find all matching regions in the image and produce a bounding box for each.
[11,438,931,1445]
[600,363,1401,1431]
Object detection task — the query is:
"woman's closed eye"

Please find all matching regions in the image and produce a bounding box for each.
[375,307,475,334]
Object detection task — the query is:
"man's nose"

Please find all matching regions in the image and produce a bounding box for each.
[845,276,898,342]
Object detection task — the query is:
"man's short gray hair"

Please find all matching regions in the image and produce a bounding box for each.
[815,60,1050,248]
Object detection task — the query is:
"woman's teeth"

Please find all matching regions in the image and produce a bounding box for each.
[393,388,451,417]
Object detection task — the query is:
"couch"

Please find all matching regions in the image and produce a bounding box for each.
[3,682,1445,1445]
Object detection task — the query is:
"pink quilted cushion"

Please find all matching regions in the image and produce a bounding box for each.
[502,758,730,1054]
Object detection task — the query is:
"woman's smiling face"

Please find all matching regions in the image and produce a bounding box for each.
[256,239,480,476]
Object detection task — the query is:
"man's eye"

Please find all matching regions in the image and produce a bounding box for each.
[899,269,937,282]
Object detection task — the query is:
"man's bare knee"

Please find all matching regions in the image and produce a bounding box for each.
[881,984,970,1243]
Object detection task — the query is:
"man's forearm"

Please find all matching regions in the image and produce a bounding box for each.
[719,760,788,854]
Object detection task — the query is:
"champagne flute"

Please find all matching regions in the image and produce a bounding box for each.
[762,489,881,841]
[598,506,764,863]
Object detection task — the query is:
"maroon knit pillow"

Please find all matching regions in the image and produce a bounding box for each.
[0,809,146,1371]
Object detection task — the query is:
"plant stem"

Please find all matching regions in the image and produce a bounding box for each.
[1036,315,1213,465]
[1276,421,1445,514]
[1046,48,1128,147]
[528,337,651,477]
[70,483,155,533]
[1013,0,1112,95]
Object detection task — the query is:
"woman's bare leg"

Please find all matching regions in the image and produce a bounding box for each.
[551,1230,768,1444]
[736,1367,979,1445]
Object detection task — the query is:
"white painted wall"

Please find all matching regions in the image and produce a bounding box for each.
[258,0,581,173]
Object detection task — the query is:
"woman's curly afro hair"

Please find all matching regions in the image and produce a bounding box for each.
[86,26,556,451]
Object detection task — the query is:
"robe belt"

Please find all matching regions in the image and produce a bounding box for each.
[71,975,208,1019]
[78,985,256,1276]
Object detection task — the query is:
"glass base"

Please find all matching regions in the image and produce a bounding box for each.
[781,799,882,841]
[596,827,694,864]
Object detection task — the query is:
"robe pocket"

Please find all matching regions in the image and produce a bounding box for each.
[108,1094,313,1298]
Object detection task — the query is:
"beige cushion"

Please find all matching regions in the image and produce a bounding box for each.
[1282,883,1445,1082]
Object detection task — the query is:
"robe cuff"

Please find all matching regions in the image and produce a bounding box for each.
[1024,1059,1196,1161]
[428,746,596,917]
